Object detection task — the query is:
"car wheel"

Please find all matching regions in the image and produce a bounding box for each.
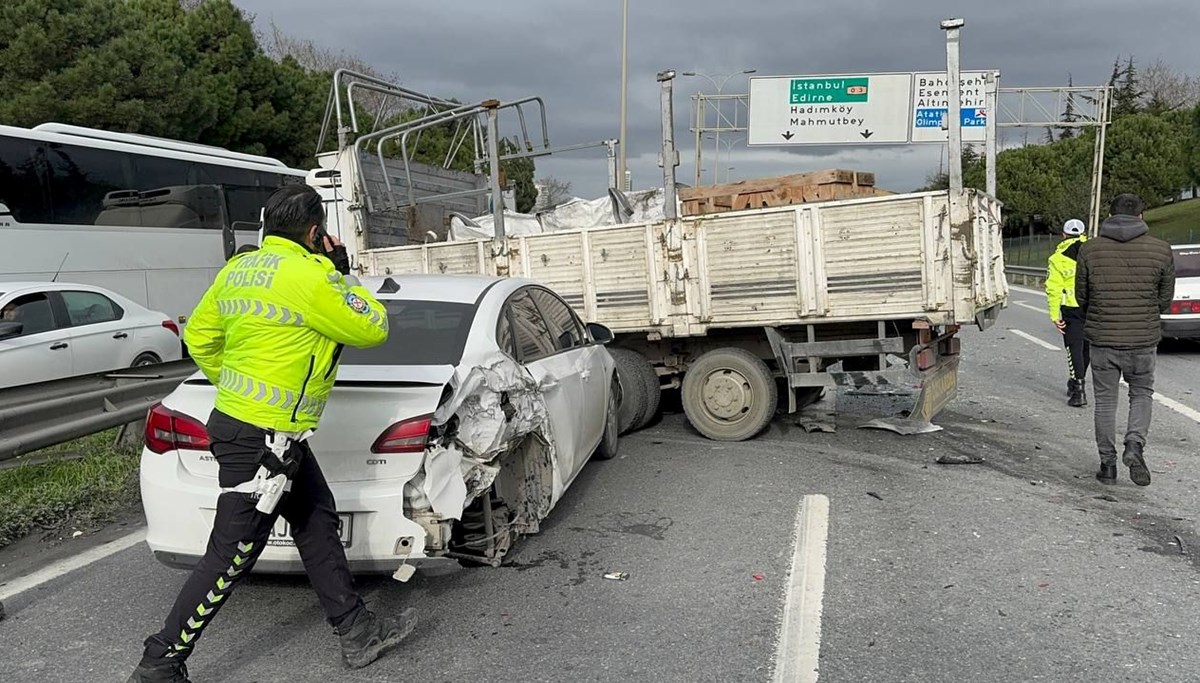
[593,378,621,461]
[610,348,648,434]
[631,354,661,431]
[681,347,778,442]
[131,352,161,368]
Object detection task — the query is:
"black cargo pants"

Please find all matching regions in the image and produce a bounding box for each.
[141,409,363,663]
[1061,306,1090,382]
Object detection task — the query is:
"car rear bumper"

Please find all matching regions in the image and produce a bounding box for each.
[1162,317,1200,339]
[140,449,439,575]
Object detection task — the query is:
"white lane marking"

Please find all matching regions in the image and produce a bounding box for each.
[1114,380,1200,425]
[0,529,146,602]
[1009,284,1044,296]
[773,494,830,683]
[1010,328,1200,423]
[1011,329,1060,352]
[1013,301,1045,314]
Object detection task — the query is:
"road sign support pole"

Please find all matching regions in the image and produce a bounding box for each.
[941,19,965,196]
[658,70,680,220]
[985,70,998,198]
[694,94,704,187]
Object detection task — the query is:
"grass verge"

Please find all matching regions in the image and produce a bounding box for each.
[0,429,141,549]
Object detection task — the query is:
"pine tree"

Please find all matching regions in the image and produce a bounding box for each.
[1112,56,1143,118]
[1059,74,1077,139]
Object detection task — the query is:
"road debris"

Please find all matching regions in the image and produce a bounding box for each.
[936,454,984,465]
[866,492,884,501]
[1095,495,1118,503]
[752,573,765,582]
[859,417,943,435]
[603,572,629,581]
[1175,535,1187,555]
[796,391,837,433]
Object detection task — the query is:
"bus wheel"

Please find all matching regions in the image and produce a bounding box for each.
[681,348,778,442]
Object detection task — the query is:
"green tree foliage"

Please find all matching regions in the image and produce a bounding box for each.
[0,0,334,168]
[1189,104,1200,190]
[1103,113,1186,207]
[499,138,537,213]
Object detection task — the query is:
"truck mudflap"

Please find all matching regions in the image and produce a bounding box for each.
[825,326,960,424]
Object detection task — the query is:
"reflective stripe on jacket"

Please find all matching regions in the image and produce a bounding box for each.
[1045,236,1087,321]
[183,236,389,432]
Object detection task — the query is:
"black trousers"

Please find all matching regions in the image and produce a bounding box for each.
[142,410,363,663]
[1062,306,1090,382]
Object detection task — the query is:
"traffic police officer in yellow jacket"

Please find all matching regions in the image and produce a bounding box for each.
[1046,218,1090,408]
[129,185,416,683]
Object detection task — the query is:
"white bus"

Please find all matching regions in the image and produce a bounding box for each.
[0,123,308,327]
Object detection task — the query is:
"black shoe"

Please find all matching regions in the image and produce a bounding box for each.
[1068,380,1087,408]
[1123,441,1151,487]
[126,661,191,683]
[1096,462,1117,484]
[339,608,417,670]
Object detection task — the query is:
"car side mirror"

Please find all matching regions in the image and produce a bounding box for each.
[0,321,23,341]
[587,322,614,345]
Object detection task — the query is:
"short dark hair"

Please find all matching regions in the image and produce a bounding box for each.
[1110,193,1144,217]
[263,184,324,244]
[234,244,259,255]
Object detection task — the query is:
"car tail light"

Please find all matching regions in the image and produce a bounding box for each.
[1169,300,1200,315]
[145,403,211,454]
[162,320,180,336]
[371,415,433,454]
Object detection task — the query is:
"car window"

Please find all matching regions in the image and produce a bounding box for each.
[529,288,585,351]
[497,310,516,358]
[341,300,476,366]
[0,293,57,337]
[1175,248,1200,278]
[507,291,556,362]
[61,291,123,327]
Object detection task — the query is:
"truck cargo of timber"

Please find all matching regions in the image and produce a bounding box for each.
[305,70,1009,442]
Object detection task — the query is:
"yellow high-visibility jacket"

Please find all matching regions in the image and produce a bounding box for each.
[1046,236,1087,322]
[183,236,389,432]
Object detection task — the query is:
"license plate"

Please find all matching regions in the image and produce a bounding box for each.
[268,514,353,548]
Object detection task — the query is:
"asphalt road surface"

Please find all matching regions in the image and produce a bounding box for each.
[2,285,1200,683]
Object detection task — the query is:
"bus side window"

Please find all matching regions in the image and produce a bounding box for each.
[0,135,53,224]
[44,143,133,226]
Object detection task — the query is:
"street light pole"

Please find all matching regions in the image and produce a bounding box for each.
[682,69,755,186]
[618,0,629,190]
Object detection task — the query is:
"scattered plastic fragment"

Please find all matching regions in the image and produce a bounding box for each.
[866,492,883,501]
[859,417,943,435]
[603,572,629,581]
[752,574,765,582]
[936,454,984,465]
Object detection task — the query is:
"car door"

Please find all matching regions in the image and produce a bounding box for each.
[504,289,590,485]
[527,288,608,457]
[57,290,131,374]
[0,291,75,389]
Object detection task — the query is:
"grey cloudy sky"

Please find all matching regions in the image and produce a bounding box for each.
[237,0,1200,199]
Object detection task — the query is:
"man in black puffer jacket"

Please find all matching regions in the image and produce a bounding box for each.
[1075,193,1175,487]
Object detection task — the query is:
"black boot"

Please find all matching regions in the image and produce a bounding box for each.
[1068,380,1087,408]
[339,608,418,670]
[126,661,191,683]
[1123,440,1151,487]
[1096,462,1117,483]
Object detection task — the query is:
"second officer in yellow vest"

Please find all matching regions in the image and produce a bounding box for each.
[1046,218,1090,408]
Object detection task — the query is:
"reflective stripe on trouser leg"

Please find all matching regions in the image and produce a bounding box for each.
[143,491,274,662]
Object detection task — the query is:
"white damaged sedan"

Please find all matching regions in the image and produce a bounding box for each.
[140,275,620,574]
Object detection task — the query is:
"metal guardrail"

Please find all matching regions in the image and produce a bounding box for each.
[1005,265,1048,288]
[0,360,197,462]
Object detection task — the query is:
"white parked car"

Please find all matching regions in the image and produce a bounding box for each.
[1163,244,1200,340]
[0,282,183,389]
[141,275,620,574]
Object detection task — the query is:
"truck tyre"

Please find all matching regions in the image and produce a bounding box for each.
[681,348,778,441]
[610,348,648,434]
[632,354,661,431]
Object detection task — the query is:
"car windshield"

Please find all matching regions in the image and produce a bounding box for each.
[340,299,477,366]
[1174,248,1200,278]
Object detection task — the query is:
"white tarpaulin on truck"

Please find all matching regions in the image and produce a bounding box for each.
[445,188,670,241]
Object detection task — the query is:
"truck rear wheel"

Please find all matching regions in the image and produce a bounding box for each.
[610,348,648,434]
[681,348,778,441]
[632,354,661,431]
